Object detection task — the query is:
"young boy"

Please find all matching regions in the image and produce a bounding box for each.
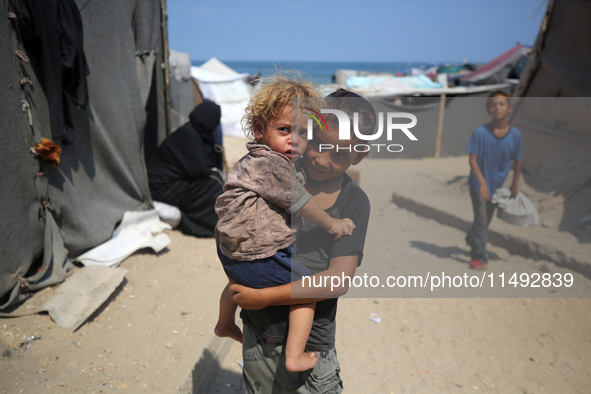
[465,91,523,270]
[230,89,376,393]
[214,75,355,373]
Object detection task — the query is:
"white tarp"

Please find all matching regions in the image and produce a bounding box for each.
[75,210,171,268]
[200,56,240,75]
[169,49,192,81]
[191,58,253,137]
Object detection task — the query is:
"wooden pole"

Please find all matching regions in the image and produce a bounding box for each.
[161,0,172,136]
[434,93,446,158]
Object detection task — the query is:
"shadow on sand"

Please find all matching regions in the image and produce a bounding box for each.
[179,341,245,393]
[410,240,500,266]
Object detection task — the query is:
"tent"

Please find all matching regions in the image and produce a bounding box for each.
[191,57,253,137]
[169,48,200,131]
[510,0,591,242]
[365,95,492,159]
[0,0,168,310]
[460,43,531,85]
[514,0,591,97]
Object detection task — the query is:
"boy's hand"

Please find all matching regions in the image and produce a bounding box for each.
[328,218,355,240]
[510,184,519,197]
[479,183,490,202]
[230,284,267,310]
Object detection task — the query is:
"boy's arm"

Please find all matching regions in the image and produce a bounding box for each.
[469,153,489,202]
[297,198,355,240]
[230,255,359,310]
[510,159,523,197]
[247,156,353,238]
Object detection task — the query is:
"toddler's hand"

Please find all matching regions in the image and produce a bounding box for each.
[328,218,355,240]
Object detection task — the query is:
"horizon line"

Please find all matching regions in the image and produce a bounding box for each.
[189,59,486,65]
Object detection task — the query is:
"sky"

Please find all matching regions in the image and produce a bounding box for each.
[166,0,548,63]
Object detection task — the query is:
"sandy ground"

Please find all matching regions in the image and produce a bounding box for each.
[1,136,590,393]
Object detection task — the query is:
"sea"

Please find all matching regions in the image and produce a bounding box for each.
[191,60,432,85]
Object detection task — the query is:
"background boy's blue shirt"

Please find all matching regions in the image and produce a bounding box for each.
[466,124,523,198]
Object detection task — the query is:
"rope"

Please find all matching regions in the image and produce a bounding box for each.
[18,277,29,288]
[21,100,32,126]
[15,50,29,64]
[36,172,54,220]
[20,77,32,86]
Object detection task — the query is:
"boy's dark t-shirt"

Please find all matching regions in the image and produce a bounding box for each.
[240,174,371,351]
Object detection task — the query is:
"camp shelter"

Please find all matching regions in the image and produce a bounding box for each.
[364,95,481,159]
[514,0,591,98]
[460,43,531,86]
[1,0,169,310]
[191,57,253,137]
[363,83,508,160]
[509,0,591,243]
[169,48,203,131]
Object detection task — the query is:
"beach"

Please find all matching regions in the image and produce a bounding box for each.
[191,60,428,85]
[3,0,590,391]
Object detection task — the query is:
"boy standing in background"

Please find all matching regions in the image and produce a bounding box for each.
[466,91,523,270]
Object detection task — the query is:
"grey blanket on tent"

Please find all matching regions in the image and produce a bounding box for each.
[0,0,166,310]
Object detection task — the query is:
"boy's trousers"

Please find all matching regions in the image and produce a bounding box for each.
[465,188,497,263]
[242,325,343,394]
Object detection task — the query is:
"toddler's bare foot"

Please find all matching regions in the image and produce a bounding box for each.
[214,322,243,343]
[285,351,317,372]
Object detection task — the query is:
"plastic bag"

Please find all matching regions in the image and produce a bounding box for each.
[491,188,539,227]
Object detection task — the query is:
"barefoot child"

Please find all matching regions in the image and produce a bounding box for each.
[230,88,376,393]
[214,74,355,372]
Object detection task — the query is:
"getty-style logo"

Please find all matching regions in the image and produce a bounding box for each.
[304,109,418,153]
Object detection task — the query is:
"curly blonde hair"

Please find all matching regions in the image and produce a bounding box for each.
[242,71,323,142]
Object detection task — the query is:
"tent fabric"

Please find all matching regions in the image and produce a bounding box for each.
[2,0,57,309]
[510,97,591,197]
[169,49,192,81]
[12,0,90,145]
[200,57,240,75]
[75,210,171,268]
[347,75,443,91]
[461,44,531,85]
[191,60,253,137]
[346,76,390,89]
[48,0,162,253]
[191,66,249,83]
[170,77,197,131]
[515,0,591,97]
[507,0,591,243]
[169,49,197,131]
[365,95,510,159]
[510,0,591,197]
[0,0,167,310]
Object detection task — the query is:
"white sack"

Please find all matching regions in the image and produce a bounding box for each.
[492,188,540,227]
